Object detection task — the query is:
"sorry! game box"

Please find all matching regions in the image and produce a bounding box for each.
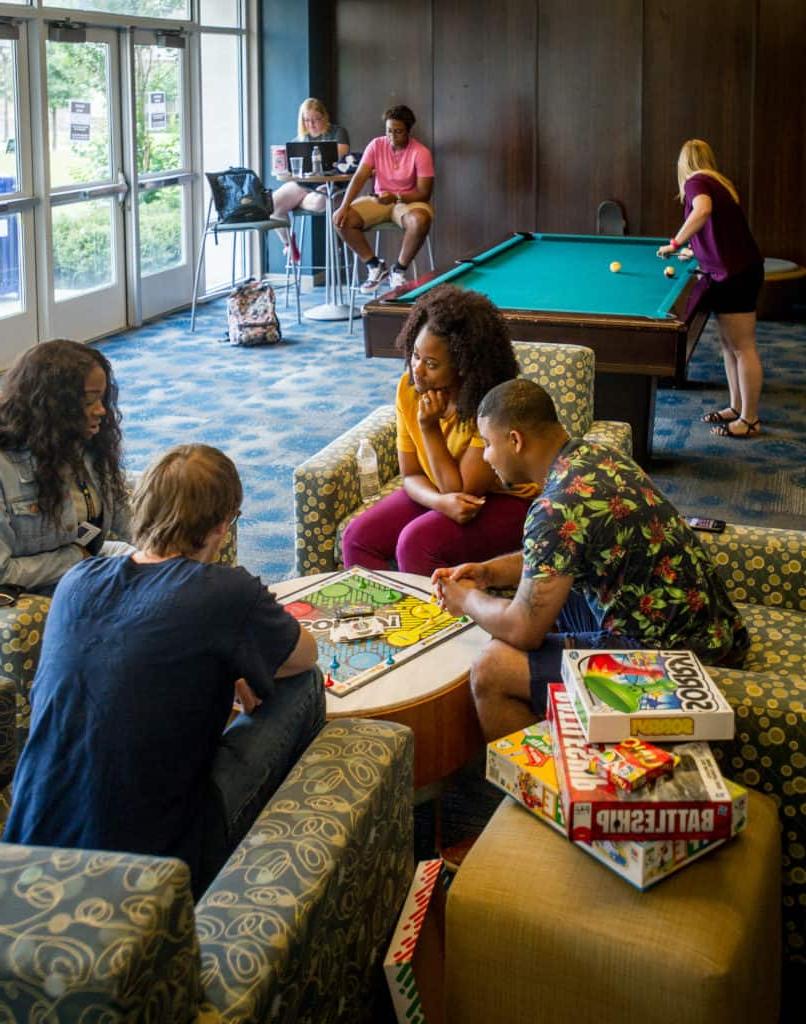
[279,567,472,697]
[561,648,735,743]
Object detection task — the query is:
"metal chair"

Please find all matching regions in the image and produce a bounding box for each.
[190,197,299,331]
[596,199,627,236]
[347,222,435,334]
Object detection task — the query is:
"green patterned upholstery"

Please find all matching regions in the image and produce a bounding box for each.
[697,523,805,968]
[0,719,414,1023]
[294,342,633,574]
[0,522,238,755]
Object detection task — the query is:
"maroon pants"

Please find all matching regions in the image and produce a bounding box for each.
[341,487,530,576]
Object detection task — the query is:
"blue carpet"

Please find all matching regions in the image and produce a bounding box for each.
[98,287,806,584]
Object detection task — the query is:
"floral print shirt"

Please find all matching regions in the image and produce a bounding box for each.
[522,440,748,665]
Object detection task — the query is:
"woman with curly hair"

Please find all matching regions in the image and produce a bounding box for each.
[342,285,537,575]
[0,339,130,595]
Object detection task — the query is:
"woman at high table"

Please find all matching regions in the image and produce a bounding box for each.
[657,138,764,439]
[271,97,350,256]
[342,285,538,577]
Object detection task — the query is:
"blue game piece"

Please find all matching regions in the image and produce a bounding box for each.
[386,653,395,666]
[329,656,339,671]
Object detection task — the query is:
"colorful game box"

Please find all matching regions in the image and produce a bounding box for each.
[548,683,737,843]
[384,859,446,1024]
[486,722,565,835]
[486,721,748,889]
[582,778,748,890]
[561,648,735,742]
[586,737,678,793]
[279,567,471,697]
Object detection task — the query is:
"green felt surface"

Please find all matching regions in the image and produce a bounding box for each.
[399,233,699,319]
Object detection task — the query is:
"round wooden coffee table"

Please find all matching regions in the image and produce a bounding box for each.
[273,571,488,789]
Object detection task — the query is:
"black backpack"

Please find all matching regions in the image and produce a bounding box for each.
[205,167,273,225]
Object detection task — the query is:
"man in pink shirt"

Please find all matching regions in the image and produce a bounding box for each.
[333,105,434,292]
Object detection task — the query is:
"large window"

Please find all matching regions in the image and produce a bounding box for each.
[0,0,253,357]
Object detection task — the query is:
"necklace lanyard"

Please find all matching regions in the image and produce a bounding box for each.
[76,477,97,521]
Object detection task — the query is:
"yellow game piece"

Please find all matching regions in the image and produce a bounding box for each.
[664,265,676,278]
[609,261,621,273]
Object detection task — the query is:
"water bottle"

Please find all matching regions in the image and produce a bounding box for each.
[311,145,323,175]
[356,437,380,500]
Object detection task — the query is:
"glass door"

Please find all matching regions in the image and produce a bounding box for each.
[133,31,193,320]
[0,23,37,364]
[42,25,128,341]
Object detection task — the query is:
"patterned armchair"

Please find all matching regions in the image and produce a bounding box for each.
[294,341,633,575]
[696,523,805,970]
[0,681,414,1024]
[0,522,238,758]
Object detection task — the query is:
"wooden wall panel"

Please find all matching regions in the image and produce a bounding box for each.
[642,0,755,240]
[334,0,433,153]
[537,0,643,234]
[328,0,806,269]
[433,0,538,257]
[751,0,806,262]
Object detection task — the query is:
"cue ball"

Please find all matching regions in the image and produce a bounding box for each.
[664,265,676,278]
[609,261,622,273]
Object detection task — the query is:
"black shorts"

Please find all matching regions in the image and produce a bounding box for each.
[702,262,764,315]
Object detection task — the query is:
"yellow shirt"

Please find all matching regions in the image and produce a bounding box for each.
[395,373,538,499]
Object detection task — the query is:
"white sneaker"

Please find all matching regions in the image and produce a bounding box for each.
[360,260,388,293]
[389,267,407,289]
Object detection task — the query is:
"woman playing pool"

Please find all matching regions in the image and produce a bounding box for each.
[342,285,537,576]
[657,139,764,438]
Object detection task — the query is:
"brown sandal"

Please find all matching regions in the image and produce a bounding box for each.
[712,416,761,439]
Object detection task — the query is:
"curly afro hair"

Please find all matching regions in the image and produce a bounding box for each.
[395,284,519,424]
[0,340,127,523]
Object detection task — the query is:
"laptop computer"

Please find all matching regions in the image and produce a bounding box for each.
[285,140,339,173]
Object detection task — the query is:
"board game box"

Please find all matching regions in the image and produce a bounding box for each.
[561,648,735,743]
[547,683,737,843]
[486,721,748,889]
[486,722,565,835]
[384,859,446,1024]
[279,567,471,697]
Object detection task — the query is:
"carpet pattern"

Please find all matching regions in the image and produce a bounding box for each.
[98,289,805,583]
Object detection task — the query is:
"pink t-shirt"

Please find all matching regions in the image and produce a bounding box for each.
[360,136,435,194]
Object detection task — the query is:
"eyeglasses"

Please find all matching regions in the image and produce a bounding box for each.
[229,510,242,527]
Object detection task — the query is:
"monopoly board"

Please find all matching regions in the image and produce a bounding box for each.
[279,567,472,697]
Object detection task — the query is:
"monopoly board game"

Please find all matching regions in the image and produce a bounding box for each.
[279,567,472,697]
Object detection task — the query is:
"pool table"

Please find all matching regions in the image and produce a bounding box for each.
[361,232,710,465]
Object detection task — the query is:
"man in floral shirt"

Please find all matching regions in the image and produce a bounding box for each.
[433,378,748,741]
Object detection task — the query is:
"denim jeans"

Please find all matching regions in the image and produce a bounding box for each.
[197,666,326,896]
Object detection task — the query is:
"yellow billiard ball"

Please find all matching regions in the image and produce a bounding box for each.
[664,265,676,278]
[609,261,621,273]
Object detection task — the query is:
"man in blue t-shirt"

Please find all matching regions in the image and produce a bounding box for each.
[4,444,323,898]
[432,379,747,741]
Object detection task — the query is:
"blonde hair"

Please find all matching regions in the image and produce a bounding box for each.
[676,139,739,204]
[132,444,242,557]
[297,98,331,138]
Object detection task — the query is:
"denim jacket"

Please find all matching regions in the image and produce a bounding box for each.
[0,448,131,593]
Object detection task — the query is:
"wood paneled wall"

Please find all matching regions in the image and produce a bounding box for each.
[331,0,806,264]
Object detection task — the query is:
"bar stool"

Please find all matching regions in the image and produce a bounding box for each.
[283,209,351,312]
[347,222,435,334]
[190,196,299,331]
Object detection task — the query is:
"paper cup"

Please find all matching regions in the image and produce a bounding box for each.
[271,145,287,175]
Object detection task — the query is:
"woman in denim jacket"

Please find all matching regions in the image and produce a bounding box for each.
[0,340,130,595]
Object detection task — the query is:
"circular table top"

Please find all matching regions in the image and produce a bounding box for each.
[272,571,490,717]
